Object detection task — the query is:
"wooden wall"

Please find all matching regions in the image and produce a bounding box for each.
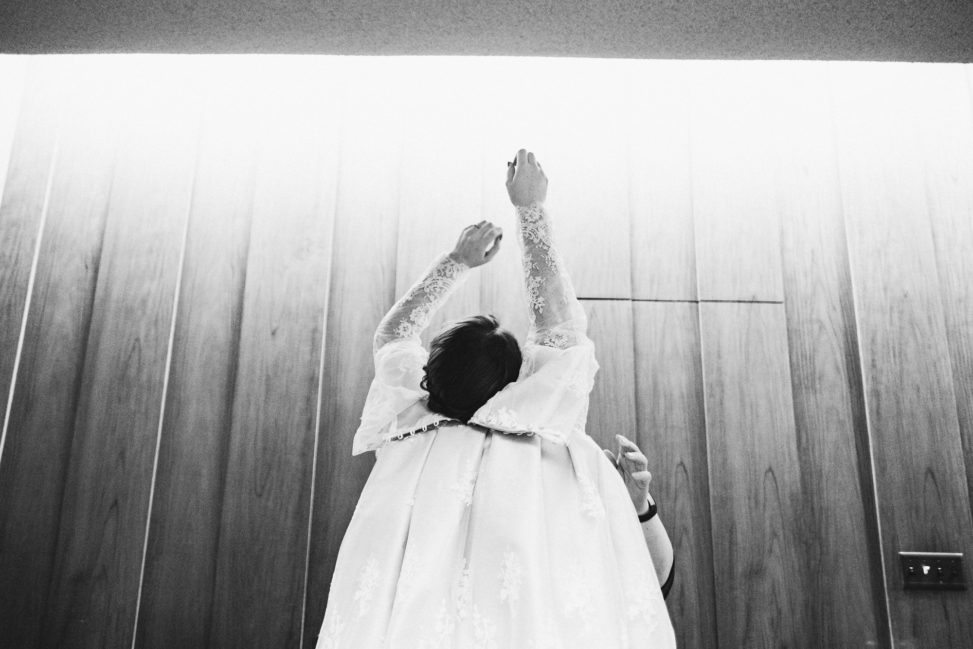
[0,55,971,649]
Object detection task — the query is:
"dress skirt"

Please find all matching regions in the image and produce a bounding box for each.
[314,421,677,649]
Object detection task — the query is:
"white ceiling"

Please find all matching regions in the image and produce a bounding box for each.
[1,0,972,61]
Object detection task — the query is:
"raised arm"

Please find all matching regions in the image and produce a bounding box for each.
[506,149,588,348]
[373,221,503,353]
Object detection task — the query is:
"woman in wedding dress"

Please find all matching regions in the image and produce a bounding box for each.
[315,149,677,648]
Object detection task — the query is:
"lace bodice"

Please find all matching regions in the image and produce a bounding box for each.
[353,201,598,456]
[515,202,588,349]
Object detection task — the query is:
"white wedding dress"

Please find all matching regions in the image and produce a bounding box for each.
[315,202,677,649]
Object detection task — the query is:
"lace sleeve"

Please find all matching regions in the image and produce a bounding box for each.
[373,252,471,353]
[515,201,588,348]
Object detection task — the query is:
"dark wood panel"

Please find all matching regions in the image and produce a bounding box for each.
[207,59,340,649]
[699,302,809,647]
[0,59,117,649]
[303,68,401,649]
[39,59,203,648]
[829,61,973,646]
[134,66,259,649]
[768,61,888,647]
[913,64,973,533]
[627,61,697,301]
[583,300,636,454]
[687,62,784,302]
[632,302,716,649]
[0,58,60,460]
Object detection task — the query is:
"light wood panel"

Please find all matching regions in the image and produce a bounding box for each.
[0,56,27,203]
[627,61,697,301]
[583,300,637,454]
[474,57,633,299]
[633,302,716,649]
[699,303,809,647]
[767,61,888,647]
[134,64,260,649]
[206,58,341,649]
[395,58,485,344]
[829,61,973,646]
[0,58,60,459]
[303,65,401,649]
[914,64,973,530]
[39,59,203,648]
[0,59,118,648]
[687,61,784,302]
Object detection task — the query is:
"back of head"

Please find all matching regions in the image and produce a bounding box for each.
[421,314,522,423]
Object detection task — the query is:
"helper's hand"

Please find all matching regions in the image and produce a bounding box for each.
[506,148,548,207]
[603,434,652,515]
[449,221,503,268]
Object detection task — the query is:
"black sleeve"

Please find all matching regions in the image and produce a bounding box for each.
[660,558,675,600]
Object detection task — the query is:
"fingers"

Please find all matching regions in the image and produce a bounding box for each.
[506,160,515,184]
[483,235,502,261]
[516,148,528,168]
[615,433,639,452]
[603,448,617,467]
[527,151,536,165]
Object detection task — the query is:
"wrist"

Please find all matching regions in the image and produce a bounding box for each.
[637,493,657,523]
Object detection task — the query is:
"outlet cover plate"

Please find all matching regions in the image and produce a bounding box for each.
[899,552,966,590]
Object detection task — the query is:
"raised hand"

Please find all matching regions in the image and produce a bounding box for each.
[449,220,503,268]
[603,434,652,515]
[506,148,548,207]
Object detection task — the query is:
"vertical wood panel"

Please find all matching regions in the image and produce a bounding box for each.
[39,58,203,648]
[768,62,888,647]
[829,61,973,647]
[395,59,484,345]
[627,61,697,301]
[688,62,784,302]
[134,64,259,649]
[0,58,60,461]
[699,303,809,647]
[584,300,636,453]
[0,58,118,648]
[0,55,27,203]
[633,302,716,649]
[475,58,633,299]
[303,61,401,649]
[914,64,973,531]
[207,59,341,649]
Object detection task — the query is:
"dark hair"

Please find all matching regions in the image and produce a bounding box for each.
[420,314,522,423]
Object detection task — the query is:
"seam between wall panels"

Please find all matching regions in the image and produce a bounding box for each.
[825,60,894,649]
[0,121,59,471]
[299,101,344,649]
[130,101,203,649]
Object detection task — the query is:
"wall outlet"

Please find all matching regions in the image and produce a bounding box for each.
[899,552,966,590]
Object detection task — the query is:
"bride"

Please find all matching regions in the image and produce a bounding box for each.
[316,149,677,648]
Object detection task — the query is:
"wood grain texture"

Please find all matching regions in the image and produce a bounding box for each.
[474,57,633,299]
[0,58,60,459]
[206,58,341,649]
[687,61,784,302]
[767,61,888,647]
[133,64,260,649]
[0,59,118,649]
[632,302,716,649]
[699,303,809,647]
[583,300,636,454]
[0,55,27,204]
[913,64,973,537]
[39,58,203,649]
[829,61,973,647]
[303,66,401,649]
[627,61,697,301]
